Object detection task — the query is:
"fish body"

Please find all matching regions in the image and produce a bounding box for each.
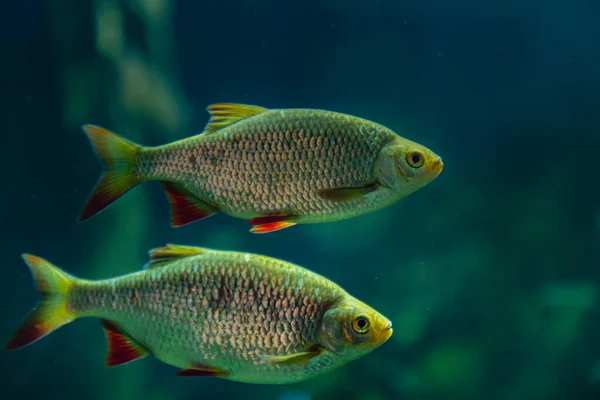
[79,104,443,232]
[6,245,392,384]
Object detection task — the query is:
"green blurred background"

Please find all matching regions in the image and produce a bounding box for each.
[2,0,600,399]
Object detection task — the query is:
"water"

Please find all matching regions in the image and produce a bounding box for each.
[1,1,599,399]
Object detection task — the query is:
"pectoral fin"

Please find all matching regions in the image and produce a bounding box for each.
[176,362,229,377]
[317,183,378,202]
[258,346,323,366]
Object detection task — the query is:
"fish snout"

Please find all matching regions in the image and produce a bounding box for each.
[377,319,393,343]
[429,156,444,179]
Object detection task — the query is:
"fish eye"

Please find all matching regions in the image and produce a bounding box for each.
[352,315,370,334]
[406,151,424,168]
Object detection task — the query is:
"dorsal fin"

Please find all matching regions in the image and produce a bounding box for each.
[144,244,206,269]
[203,103,268,134]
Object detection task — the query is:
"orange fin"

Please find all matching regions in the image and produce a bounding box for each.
[203,103,268,134]
[144,244,206,269]
[5,255,76,350]
[176,362,229,377]
[317,183,378,202]
[78,125,142,222]
[250,221,296,233]
[248,215,297,234]
[161,182,219,227]
[101,320,149,366]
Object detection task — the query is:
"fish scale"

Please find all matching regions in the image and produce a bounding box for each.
[64,249,346,383]
[77,103,442,231]
[138,109,391,219]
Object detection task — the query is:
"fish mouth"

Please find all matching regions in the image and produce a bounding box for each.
[378,321,393,343]
[429,157,444,179]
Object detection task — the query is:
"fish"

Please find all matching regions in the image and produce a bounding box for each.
[78,103,443,233]
[5,244,393,385]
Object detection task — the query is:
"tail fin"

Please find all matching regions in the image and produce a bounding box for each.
[5,255,77,350]
[78,125,142,222]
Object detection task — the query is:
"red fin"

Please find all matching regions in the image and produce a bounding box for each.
[5,255,75,351]
[161,182,219,227]
[101,320,149,366]
[248,215,297,234]
[78,125,142,222]
[250,221,296,233]
[176,362,229,377]
[248,215,296,225]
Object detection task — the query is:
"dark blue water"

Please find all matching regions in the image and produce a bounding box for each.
[2,1,599,399]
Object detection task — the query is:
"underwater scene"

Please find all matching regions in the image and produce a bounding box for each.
[2,1,599,399]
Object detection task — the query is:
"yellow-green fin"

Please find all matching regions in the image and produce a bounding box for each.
[317,183,378,202]
[144,244,206,269]
[5,255,77,350]
[78,125,142,222]
[203,103,268,134]
[258,347,323,366]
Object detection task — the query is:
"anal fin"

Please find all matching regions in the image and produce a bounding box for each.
[317,183,378,202]
[101,320,149,366]
[161,182,219,227]
[247,215,297,234]
[176,362,229,377]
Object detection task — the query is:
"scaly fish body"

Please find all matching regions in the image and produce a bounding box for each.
[138,109,397,223]
[78,104,443,232]
[6,245,393,384]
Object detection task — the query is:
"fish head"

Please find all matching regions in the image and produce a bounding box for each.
[375,137,443,194]
[318,298,392,361]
